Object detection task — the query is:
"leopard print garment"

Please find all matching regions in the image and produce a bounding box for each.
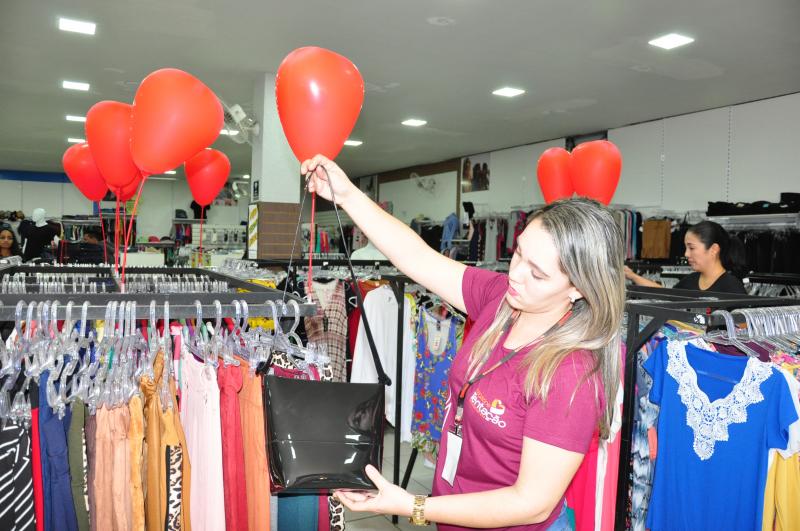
[164,446,183,531]
[269,351,344,531]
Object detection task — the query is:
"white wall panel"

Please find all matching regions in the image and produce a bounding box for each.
[662,108,729,211]
[22,181,63,218]
[62,183,95,216]
[136,180,174,239]
[379,171,458,224]
[0,181,23,212]
[729,92,800,203]
[608,120,663,207]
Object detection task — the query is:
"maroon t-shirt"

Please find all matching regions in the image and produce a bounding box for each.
[432,267,604,531]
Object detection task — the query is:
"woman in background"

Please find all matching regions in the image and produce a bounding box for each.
[626,220,747,294]
[0,226,21,259]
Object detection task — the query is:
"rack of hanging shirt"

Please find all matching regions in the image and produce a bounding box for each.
[709,213,800,275]
[614,287,800,531]
[0,260,344,531]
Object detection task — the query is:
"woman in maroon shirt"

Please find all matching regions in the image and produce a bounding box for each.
[303,155,625,530]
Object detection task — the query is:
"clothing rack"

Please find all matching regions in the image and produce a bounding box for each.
[614,287,798,531]
[0,263,314,320]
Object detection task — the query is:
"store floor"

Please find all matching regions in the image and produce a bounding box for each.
[344,427,436,530]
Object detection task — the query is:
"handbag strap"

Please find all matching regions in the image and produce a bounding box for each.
[287,169,391,387]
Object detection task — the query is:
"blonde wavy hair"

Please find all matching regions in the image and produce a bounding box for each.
[468,198,624,439]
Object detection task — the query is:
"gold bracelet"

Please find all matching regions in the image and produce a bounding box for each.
[409,495,430,526]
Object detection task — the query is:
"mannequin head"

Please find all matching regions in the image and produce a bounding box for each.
[31,208,47,227]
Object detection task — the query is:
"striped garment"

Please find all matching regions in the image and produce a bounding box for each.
[0,422,36,530]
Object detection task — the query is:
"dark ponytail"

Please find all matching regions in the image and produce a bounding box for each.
[687,221,748,278]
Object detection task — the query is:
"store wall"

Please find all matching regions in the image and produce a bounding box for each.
[375,91,800,221]
[0,174,249,241]
[379,171,458,224]
[610,91,800,212]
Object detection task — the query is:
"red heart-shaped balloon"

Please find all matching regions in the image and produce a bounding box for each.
[62,143,109,202]
[185,149,230,207]
[276,47,364,162]
[537,148,575,204]
[570,140,622,205]
[86,101,141,190]
[116,173,143,202]
[131,68,224,175]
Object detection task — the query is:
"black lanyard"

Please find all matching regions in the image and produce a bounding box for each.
[451,308,573,436]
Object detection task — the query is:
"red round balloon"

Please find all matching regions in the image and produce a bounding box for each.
[62,143,109,202]
[85,101,141,190]
[570,141,622,205]
[537,147,575,204]
[131,68,224,175]
[116,174,142,202]
[276,47,364,162]
[185,149,230,207]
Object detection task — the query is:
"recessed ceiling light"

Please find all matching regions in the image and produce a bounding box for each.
[344,139,363,147]
[492,87,526,98]
[65,115,86,122]
[648,33,694,50]
[219,129,239,136]
[58,17,96,35]
[402,119,427,127]
[149,177,176,181]
[67,137,85,143]
[242,174,250,180]
[62,80,90,91]
[164,170,176,175]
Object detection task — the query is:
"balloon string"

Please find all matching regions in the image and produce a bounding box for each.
[98,203,108,264]
[121,180,145,285]
[308,192,315,293]
[199,207,204,262]
[114,198,120,274]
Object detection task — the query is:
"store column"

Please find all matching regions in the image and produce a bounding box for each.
[249,73,302,259]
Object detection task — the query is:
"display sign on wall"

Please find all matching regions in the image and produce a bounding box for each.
[252,180,260,201]
[460,152,491,194]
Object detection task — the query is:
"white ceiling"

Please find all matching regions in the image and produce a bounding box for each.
[1,0,800,181]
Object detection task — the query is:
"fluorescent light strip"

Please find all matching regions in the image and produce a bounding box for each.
[58,17,96,35]
[344,139,363,147]
[648,33,694,50]
[402,119,427,127]
[149,177,176,181]
[62,80,90,91]
[65,115,86,122]
[492,87,525,98]
[164,170,177,175]
[242,174,250,180]
[67,137,85,144]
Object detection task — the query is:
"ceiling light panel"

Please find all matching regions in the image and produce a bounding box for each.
[402,119,427,127]
[58,17,96,35]
[648,33,694,50]
[67,137,85,143]
[492,87,525,98]
[62,80,90,91]
[344,139,363,146]
[65,115,86,122]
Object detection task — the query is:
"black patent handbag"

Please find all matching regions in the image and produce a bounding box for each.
[261,186,391,493]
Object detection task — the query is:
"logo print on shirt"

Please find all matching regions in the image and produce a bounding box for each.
[489,399,506,416]
[470,390,507,428]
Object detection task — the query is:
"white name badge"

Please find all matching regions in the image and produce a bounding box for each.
[441,430,462,486]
